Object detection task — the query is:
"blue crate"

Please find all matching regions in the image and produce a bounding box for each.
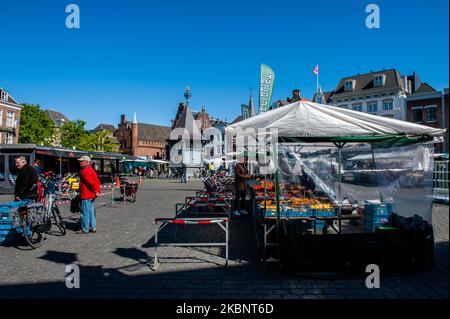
[314,220,328,231]
[0,200,33,210]
[364,203,392,232]
[0,221,13,230]
[364,203,393,217]
[288,210,313,217]
[314,209,337,217]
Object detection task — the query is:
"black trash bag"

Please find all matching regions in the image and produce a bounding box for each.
[70,195,81,213]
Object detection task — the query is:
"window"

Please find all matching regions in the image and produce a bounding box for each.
[374,75,384,87]
[0,109,2,125]
[426,106,437,122]
[5,133,13,144]
[317,97,323,104]
[344,80,354,91]
[352,105,363,112]
[367,103,378,113]
[383,101,393,110]
[0,91,8,101]
[412,108,423,123]
[6,111,14,127]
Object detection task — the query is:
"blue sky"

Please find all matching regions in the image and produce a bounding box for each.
[0,0,448,129]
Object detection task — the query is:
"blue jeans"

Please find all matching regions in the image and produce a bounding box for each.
[81,199,96,233]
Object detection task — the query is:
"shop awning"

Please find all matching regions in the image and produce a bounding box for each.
[225,100,445,144]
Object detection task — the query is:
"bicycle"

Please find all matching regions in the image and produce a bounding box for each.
[119,178,138,202]
[11,181,67,249]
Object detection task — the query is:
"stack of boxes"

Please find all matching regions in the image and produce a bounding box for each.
[363,202,393,232]
[0,201,31,245]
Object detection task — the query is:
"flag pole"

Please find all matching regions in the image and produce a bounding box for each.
[316,64,319,92]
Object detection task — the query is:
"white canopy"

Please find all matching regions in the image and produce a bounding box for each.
[225,100,445,139]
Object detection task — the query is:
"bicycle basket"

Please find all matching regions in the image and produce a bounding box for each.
[23,203,50,228]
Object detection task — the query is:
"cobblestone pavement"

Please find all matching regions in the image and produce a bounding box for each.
[0,179,448,299]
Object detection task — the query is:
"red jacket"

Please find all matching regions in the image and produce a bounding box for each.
[79,165,101,200]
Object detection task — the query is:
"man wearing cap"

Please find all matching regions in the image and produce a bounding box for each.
[75,156,101,234]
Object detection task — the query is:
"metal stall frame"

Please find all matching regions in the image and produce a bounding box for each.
[153,217,229,270]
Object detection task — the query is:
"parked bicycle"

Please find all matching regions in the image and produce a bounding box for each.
[119,178,138,202]
[11,177,66,249]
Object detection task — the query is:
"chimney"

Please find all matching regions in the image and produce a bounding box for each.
[201,106,206,113]
[403,76,409,93]
[293,89,300,99]
[132,112,138,155]
[120,114,126,124]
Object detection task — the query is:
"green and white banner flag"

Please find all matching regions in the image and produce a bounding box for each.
[259,64,275,113]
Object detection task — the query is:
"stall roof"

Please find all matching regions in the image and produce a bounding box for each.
[0,144,129,160]
[225,100,445,143]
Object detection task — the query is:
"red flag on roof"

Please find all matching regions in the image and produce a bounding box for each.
[313,64,319,75]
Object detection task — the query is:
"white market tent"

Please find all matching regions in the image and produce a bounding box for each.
[225,100,445,141]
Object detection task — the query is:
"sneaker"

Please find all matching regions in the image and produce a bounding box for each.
[89,228,97,233]
[75,230,89,234]
[233,211,241,216]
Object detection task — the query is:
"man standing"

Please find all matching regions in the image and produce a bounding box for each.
[233,156,251,216]
[76,156,100,234]
[14,156,38,201]
[180,161,187,183]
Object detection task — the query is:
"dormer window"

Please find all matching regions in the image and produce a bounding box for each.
[344,80,355,92]
[0,91,8,101]
[374,74,385,87]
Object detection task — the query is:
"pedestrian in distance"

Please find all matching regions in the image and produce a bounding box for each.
[14,156,39,201]
[180,161,187,183]
[232,155,251,216]
[75,156,101,235]
[33,159,44,176]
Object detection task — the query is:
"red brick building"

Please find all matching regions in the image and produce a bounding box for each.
[407,84,449,153]
[115,113,171,159]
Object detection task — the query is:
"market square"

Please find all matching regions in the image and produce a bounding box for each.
[0,0,448,303]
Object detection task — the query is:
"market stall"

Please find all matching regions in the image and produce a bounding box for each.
[225,100,445,272]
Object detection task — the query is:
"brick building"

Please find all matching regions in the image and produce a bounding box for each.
[44,109,69,147]
[407,85,449,153]
[0,87,21,144]
[115,113,171,159]
[91,124,120,152]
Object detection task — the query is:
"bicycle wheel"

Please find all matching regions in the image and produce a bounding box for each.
[23,222,44,249]
[52,205,66,235]
[130,191,136,203]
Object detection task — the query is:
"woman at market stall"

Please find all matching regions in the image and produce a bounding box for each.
[233,155,251,216]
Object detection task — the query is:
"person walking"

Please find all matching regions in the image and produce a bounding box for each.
[232,156,251,216]
[14,156,39,201]
[180,161,187,183]
[75,156,101,235]
[208,162,215,176]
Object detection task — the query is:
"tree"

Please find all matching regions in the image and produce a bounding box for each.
[18,103,55,145]
[61,121,116,152]
[60,120,88,149]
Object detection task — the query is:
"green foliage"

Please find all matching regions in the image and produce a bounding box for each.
[61,121,116,152]
[18,103,55,145]
[60,120,88,149]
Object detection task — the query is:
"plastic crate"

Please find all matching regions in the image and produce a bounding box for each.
[289,210,314,217]
[364,203,393,217]
[314,220,328,232]
[364,203,392,232]
[314,209,337,217]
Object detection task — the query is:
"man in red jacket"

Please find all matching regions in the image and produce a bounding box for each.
[75,156,101,234]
